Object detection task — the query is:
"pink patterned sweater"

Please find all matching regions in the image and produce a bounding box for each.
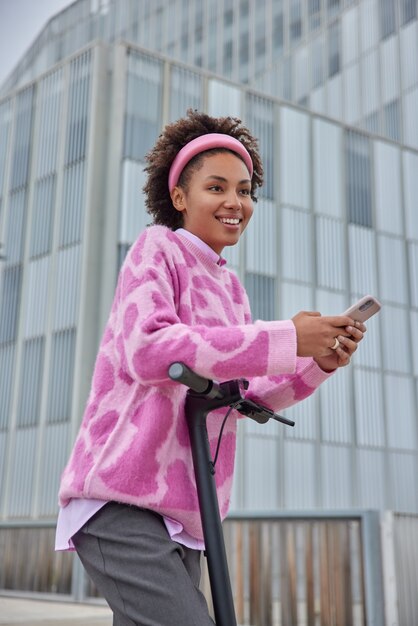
[58,226,331,541]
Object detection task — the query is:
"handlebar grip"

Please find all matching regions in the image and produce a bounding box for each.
[168,362,211,394]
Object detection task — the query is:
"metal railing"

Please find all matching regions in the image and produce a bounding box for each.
[1,510,416,625]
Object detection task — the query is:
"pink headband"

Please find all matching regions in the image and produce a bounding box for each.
[168,133,253,192]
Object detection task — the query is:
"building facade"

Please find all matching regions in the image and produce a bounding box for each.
[2,1,418,149]
[1,29,417,528]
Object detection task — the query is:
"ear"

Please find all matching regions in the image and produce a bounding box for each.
[170,186,186,213]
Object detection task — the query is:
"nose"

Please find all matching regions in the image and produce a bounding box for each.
[223,191,242,209]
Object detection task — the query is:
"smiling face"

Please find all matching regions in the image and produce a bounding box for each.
[170,151,254,255]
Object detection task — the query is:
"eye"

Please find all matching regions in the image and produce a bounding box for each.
[208,184,223,192]
[239,188,251,196]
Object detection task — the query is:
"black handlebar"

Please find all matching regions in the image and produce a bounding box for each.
[169,362,295,427]
[168,362,216,394]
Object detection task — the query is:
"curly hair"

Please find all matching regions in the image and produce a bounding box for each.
[143,109,264,230]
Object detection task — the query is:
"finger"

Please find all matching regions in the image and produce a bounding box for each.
[336,348,350,367]
[328,315,355,327]
[355,321,367,333]
[345,326,364,342]
[337,335,358,354]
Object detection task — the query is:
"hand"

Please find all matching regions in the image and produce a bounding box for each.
[314,321,367,371]
[292,311,355,359]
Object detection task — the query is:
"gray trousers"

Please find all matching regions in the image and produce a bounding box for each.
[72,502,215,626]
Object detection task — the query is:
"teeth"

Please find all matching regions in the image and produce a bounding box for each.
[218,218,240,225]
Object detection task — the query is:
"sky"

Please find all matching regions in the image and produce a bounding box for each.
[0,0,72,87]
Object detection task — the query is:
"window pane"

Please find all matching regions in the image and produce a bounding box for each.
[401,0,417,24]
[350,191,379,267]
[389,452,418,511]
[60,161,86,247]
[380,0,397,39]
[221,41,232,77]
[124,51,163,160]
[281,208,313,283]
[285,392,317,440]
[17,337,45,427]
[244,272,276,321]
[65,51,91,166]
[24,257,50,338]
[47,329,76,423]
[272,0,284,54]
[280,107,310,209]
[354,368,385,447]
[403,86,418,150]
[284,441,316,508]
[169,66,202,122]
[0,344,16,429]
[356,449,385,508]
[280,282,313,320]
[289,0,303,45]
[0,100,12,197]
[400,20,418,91]
[208,79,241,118]
[4,189,27,263]
[345,130,372,227]
[328,20,341,77]
[374,142,402,235]
[360,0,379,54]
[308,0,321,31]
[383,100,400,142]
[328,0,341,18]
[385,374,416,449]
[311,36,324,88]
[294,46,309,104]
[245,199,277,276]
[53,245,82,330]
[245,95,274,198]
[120,160,148,244]
[0,265,22,343]
[321,446,352,508]
[316,216,346,289]
[320,365,352,443]
[361,49,380,117]
[377,235,408,305]
[343,63,360,124]
[380,36,399,105]
[30,175,56,257]
[10,87,34,192]
[408,242,418,308]
[244,437,279,509]
[254,8,266,73]
[313,119,343,217]
[381,305,411,373]
[342,6,359,65]
[36,68,63,178]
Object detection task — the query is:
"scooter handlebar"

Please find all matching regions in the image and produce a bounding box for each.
[168,362,295,427]
[168,362,212,394]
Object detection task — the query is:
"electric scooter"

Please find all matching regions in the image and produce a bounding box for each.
[168,362,295,626]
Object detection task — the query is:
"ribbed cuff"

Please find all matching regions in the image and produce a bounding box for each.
[255,319,297,375]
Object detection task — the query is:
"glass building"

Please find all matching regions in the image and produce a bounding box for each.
[0,0,417,601]
[2,1,418,149]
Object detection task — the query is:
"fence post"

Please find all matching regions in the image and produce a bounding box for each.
[380,511,399,626]
[361,511,385,626]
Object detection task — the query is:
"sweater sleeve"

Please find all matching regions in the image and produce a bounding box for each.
[113,231,298,386]
[237,280,334,413]
[244,357,333,413]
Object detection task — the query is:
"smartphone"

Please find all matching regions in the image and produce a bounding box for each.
[342,295,381,323]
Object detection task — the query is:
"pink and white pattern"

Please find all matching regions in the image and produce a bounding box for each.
[59,226,331,541]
